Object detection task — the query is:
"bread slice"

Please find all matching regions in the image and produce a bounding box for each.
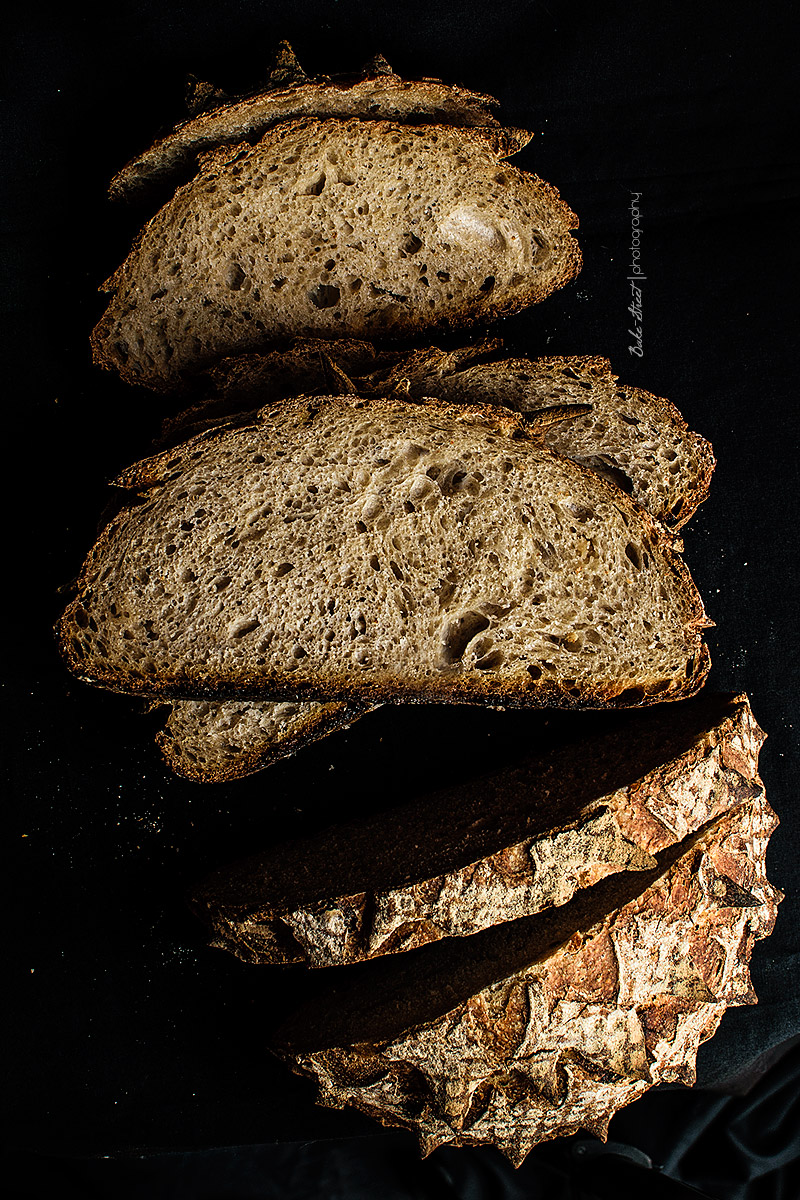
[273,794,780,1162]
[90,119,580,391]
[172,344,714,529]
[57,393,710,706]
[190,693,764,966]
[109,44,505,204]
[153,345,714,784]
[154,696,368,784]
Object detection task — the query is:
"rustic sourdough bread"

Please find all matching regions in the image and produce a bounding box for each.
[154,695,367,784]
[169,343,715,529]
[57,393,710,706]
[109,43,504,205]
[273,794,780,1162]
[153,344,714,783]
[190,693,763,966]
[90,118,580,391]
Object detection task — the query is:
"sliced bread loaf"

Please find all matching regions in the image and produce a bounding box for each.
[109,44,504,204]
[273,794,780,1161]
[90,119,580,391]
[57,393,710,706]
[190,693,764,966]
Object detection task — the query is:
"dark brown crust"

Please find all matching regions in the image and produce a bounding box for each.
[156,699,368,784]
[108,69,504,203]
[56,392,711,706]
[91,121,580,394]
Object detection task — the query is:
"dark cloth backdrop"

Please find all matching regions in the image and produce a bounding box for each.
[4,1,799,1196]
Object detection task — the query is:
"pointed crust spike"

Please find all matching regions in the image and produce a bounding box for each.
[318,350,358,396]
[418,1130,445,1157]
[502,1139,532,1168]
[268,40,309,88]
[184,74,229,116]
[705,872,764,910]
[363,52,395,77]
[522,403,593,435]
[582,1115,611,1141]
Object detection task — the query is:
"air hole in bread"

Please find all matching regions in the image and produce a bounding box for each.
[440,611,491,666]
[303,172,326,195]
[625,543,642,569]
[308,284,341,309]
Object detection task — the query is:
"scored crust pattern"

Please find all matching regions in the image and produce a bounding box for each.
[195,695,764,967]
[284,795,780,1164]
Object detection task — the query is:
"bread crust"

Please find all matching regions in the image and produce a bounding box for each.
[190,694,764,966]
[275,796,781,1162]
[155,697,368,783]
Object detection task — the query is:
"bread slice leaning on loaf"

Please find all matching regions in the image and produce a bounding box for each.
[90,119,580,391]
[109,44,505,205]
[57,393,710,707]
[153,345,715,783]
[190,693,764,966]
[273,793,780,1162]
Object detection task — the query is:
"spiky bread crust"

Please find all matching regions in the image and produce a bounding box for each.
[57,393,710,707]
[109,67,504,204]
[191,694,763,966]
[90,119,580,392]
[157,337,416,449]
[155,696,368,783]
[278,797,780,1165]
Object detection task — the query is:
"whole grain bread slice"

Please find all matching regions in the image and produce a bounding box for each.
[109,43,505,205]
[190,693,764,966]
[57,393,710,707]
[172,342,714,529]
[154,696,370,784]
[273,794,780,1162]
[90,118,580,392]
[153,344,714,784]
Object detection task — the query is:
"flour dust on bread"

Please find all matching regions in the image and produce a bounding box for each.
[58,393,710,707]
[91,118,580,391]
[109,42,505,205]
[274,794,780,1162]
[190,694,764,966]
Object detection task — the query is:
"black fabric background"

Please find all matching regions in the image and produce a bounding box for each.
[4,0,799,1194]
